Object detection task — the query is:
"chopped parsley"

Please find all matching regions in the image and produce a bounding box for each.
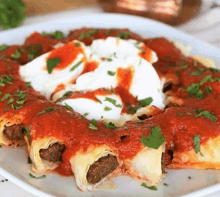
[29,173,46,179]
[25,125,31,144]
[42,31,64,39]
[103,122,117,129]
[16,99,25,105]
[107,71,115,76]
[163,183,169,186]
[105,97,122,107]
[27,53,34,60]
[194,109,217,121]
[11,104,23,110]
[187,75,212,99]
[139,97,153,107]
[70,61,82,72]
[106,58,112,62]
[83,112,89,119]
[37,107,57,115]
[193,135,203,157]
[78,29,98,40]
[140,126,166,149]
[17,90,26,99]
[89,119,98,130]
[7,98,14,105]
[47,57,60,74]
[127,106,141,114]
[209,68,219,73]
[117,32,130,39]
[136,120,143,123]
[104,106,112,111]
[11,50,21,59]
[181,64,188,70]
[1,93,11,101]
[0,44,8,51]
[206,86,212,94]
[190,67,206,76]
[74,43,80,47]
[193,61,197,67]
[64,102,72,109]
[25,82,32,88]
[141,183,157,191]
[177,113,183,116]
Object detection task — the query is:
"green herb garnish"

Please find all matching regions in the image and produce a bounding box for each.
[105,97,122,107]
[70,61,82,72]
[140,126,166,149]
[104,106,112,111]
[37,107,56,115]
[108,71,115,76]
[25,82,32,88]
[0,44,8,51]
[47,57,60,74]
[11,50,21,59]
[103,122,117,129]
[89,119,98,130]
[1,93,11,101]
[42,31,64,40]
[29,173,46,179]
[78,29,98,40]
[139,97,153,107]
[194,109,217,121]
[64,102,72,109]
[193,135,203,156]
[141,183,157,191]
[117,32,130,39]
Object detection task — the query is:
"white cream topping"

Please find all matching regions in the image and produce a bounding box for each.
[20,37,164,121]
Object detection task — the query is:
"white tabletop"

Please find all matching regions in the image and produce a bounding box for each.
[0,1,220,196]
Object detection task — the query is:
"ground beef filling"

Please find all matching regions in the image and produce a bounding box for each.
[3,124,25,141]
[39,143,66,163]
[87,154,119,184]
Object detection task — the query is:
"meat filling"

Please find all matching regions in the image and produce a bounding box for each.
[87,154,119,184]
[3,124,25,141]
[39,143,66,163]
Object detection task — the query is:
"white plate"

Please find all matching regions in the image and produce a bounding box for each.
[0,13,220,197]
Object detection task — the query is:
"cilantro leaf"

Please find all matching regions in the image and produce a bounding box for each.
[78,29,98,40]
[104,106,112,111]
[47,57,60,74]
[140,126,166,149]
[42,31,64,40]
[127,106,141,114]
[193,135,203,156]
[1,93,11,101]
[11,50,21,59]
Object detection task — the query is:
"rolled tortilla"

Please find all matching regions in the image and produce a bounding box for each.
[70,145,122,191]
[168,135,220,170]
[29,137,65,173]
[124,144,165,186]
[0,114,25,147]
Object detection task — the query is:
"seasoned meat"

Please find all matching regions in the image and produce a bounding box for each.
[87,154,119,184]
[39,143,66,162]
[3,124,25,141]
